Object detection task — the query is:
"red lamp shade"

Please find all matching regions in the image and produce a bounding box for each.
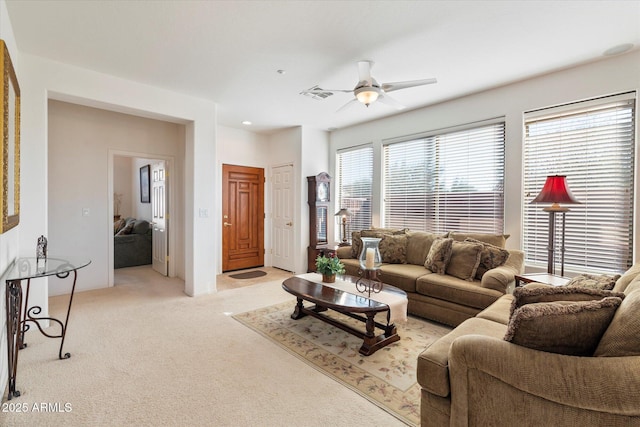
[531,175,580,211]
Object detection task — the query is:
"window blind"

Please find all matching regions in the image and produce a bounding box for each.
[523,92,635,274]
[337,145,373,237]
[383,122,505,233]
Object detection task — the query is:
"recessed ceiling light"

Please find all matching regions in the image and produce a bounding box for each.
[242,120,252,125]
[603,43,634,56]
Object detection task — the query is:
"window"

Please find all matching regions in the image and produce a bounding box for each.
[383,121,505,233]
[523,92,635,274]
[337,145,373,236]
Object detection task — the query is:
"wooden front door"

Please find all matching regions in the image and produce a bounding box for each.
[222,164,265,271]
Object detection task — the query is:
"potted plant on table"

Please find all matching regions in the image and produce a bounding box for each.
[315,254,345,283]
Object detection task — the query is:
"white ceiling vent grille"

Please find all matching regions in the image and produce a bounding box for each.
[301,85,334,100]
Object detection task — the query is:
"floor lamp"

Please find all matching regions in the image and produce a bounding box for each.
[530,175,580,276]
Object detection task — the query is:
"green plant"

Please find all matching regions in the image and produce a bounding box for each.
[315,254,345,275]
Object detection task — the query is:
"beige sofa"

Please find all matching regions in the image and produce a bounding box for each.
[418,264,640,426]
[336,229,524,327]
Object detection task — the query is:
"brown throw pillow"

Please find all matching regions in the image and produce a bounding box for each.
[115,221,135,236]
[114,218,126,235]
[594,289,640,357]
[379,234,408,264]
[350,231,362,258]
[445,241,483,281]
[424,237,453,274]
[465,238,510,279]
[504,297,622,356]
[565,273,621,291]
[510,286,625,318]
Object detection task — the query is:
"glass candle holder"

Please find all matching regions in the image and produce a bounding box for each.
[359,237,382,270]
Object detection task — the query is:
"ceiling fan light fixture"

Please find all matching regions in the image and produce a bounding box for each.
[355,86,380,106]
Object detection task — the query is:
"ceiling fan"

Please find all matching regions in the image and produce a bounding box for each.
[301,60,437,111]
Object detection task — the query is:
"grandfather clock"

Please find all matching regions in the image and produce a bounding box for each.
[307,172,335,272]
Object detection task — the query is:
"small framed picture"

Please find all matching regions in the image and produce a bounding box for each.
[140,165,151,203]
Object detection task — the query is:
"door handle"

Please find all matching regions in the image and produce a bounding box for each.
[223,222,233,227]
[286,222,293,226]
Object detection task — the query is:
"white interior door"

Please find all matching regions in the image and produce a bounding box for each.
[152,161,168,276]
[271,164,295,272]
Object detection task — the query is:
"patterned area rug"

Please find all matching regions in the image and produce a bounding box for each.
[233,300,451,426]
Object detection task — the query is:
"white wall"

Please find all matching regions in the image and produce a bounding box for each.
[330,51,640,266]
[113,156,133,218]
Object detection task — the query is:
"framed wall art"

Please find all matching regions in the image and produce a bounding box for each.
[140,164,150,203]
[0,40,20,234]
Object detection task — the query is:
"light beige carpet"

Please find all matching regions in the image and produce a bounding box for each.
[0,267,420,426]
[233,300,451,426]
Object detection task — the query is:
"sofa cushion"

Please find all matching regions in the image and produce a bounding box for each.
[132,219,150,235]
[379,233,408,264]
[379,263,430,293]
[476,294,514,325]
[417,317,507,397]
[510,286,625,317]
[417,274,502,310]
[424,237,453,274]
[445,241,483,281]
[465,238,510,279]
[565,273,621,291]
[480,250,524,293]
[406,231,446,266]
[449,231,509,248]
[594,289,640,357]
[504,297,622,356]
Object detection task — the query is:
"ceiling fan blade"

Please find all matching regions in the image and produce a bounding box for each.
[382,78,437,93]
[336,98,359,113]
[377,92,406,110]
[357,60,374,85]
[300,88,352,94]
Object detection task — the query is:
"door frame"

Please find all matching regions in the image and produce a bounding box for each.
[107,150,177,287]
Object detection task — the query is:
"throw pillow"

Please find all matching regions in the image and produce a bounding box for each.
[379,234,408,264]
[114,218,126,235]
[565,273,621,291]
[424,237,453,275]
[465,237,510,279]
[115,221,135,236]
[449,232,509,248]
[594,289,640,357]
[504,297,622,356]
[510,286,625,318]
[350,231,362,259]
[445,240,484,281]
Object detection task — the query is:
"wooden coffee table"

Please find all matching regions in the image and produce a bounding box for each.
[282,275,406,356]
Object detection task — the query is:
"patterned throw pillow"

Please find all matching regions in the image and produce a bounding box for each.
[510,286,625,317]
[114,218,126,235]
[115,221,135,236]
[465,238,510,279]
[566,273,621,291]
[504,297,622,356]
[379,234,408,264]
[350,231,362,258]
[424,237,453,274]
[445,240,484,281]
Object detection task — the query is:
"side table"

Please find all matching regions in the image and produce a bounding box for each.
[515,273,570,288]
[2,256,91,400]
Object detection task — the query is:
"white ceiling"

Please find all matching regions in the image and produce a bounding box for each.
[6,0,640,134]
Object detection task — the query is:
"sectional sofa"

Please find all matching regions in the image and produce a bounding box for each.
[336,228,524,327]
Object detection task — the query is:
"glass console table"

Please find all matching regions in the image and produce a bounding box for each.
[2,256,91,400]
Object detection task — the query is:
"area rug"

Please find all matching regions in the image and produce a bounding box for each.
[229,269,267,279]
[233,300,451,426]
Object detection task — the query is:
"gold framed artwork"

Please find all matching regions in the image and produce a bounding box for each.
[0,40,20,233]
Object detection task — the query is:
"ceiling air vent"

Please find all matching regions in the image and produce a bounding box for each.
[301,85,333,101]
